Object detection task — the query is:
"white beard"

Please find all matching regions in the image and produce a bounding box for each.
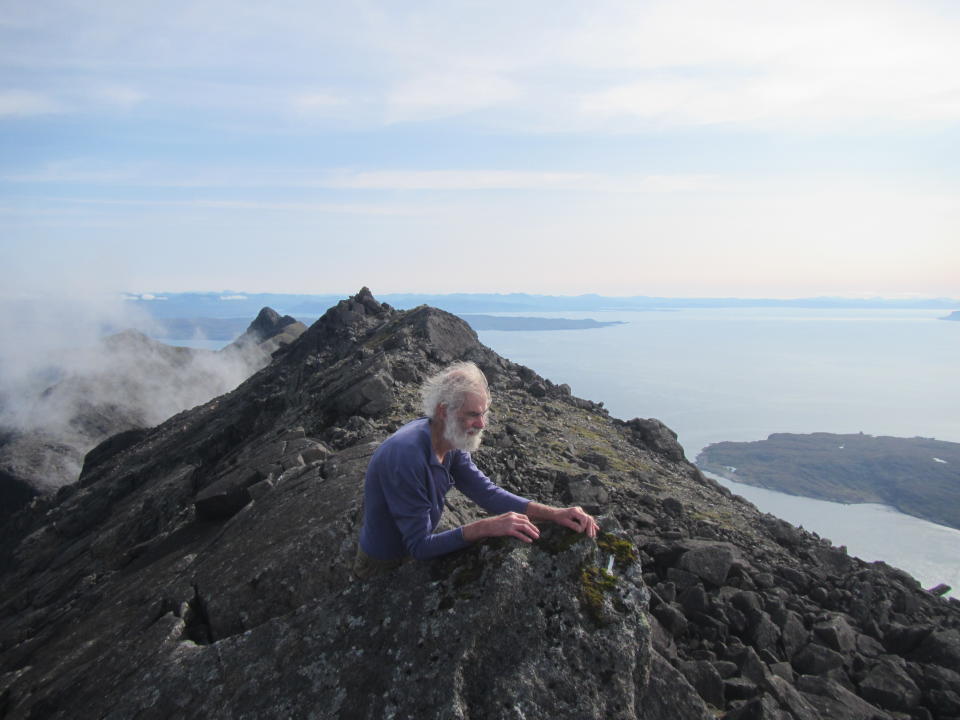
[444,419,483,453]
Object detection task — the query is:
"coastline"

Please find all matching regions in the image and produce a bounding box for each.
[705,471,960,598]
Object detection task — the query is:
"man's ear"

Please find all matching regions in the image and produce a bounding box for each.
[435,403,447,420]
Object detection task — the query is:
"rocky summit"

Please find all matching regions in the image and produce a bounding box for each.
[1,288,959,719]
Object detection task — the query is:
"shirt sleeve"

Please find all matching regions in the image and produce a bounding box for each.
[450,451,531,515]
[378,450,470,560]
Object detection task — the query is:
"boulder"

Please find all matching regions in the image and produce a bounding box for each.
[858,656,921,712]
[678,543,736,587]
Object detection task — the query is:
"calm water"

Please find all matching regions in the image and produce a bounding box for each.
[708,473,960,594]
[477,308,960,595]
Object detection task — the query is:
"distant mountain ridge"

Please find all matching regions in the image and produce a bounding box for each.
[124,291,960,320]
[696,433,960,530]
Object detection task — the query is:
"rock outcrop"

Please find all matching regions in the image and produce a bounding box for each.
[0,308,305,524]
[0,289,958,719]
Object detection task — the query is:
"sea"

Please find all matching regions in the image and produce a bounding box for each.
[473,307,960,597]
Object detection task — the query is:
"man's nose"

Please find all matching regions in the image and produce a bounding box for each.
[474,414,487,429]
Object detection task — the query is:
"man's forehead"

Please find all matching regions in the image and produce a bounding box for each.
[461,392,489,412]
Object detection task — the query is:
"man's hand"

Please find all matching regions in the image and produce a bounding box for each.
[463,512,541,544]
[550,506,599,538]
[527,502,599,538]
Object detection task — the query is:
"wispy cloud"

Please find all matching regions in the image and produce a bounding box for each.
[385,72,521,122]
[2,161,717,194]
[5,0,957,130]
[0,90,64,117]
[323,169,717,193]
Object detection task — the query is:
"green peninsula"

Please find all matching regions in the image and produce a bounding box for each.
[696,432,960,530]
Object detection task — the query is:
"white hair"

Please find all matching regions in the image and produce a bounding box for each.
[420,361,490,419]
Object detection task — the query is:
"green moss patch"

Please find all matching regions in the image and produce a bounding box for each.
[579,566,618,626]
[536,526,588,555]
[596,533,638,569]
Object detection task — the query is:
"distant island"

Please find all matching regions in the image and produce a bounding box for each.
[457,315,627,331]
[942,310,960,321]
[696,432,960,530]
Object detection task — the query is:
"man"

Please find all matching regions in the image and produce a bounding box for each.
[355,361,599,579]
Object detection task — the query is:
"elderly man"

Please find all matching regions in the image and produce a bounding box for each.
[355,361,599,579]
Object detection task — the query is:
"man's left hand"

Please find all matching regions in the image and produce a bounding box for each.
[551,505,599,538]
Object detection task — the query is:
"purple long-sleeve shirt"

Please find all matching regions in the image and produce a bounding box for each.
[358,418,530,561]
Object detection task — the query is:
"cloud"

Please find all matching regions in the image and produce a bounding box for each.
[385,71,521,122]
[0,90,64,117]
[3,0,957,131]
[92,85,146,108]
[322,169,716,193]
[291,91,347,114]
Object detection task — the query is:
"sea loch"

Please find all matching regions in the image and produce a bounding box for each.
[476,306,960,595]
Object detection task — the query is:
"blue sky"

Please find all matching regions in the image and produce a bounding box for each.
[2,0,958,298]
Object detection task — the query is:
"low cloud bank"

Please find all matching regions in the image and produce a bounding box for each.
[0,295,281,500]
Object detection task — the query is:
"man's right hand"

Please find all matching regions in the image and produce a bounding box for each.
[463,512,540,544]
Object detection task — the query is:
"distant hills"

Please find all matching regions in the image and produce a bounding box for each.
[123,291,960,321]
[123,291,958,343]
[696,432,960,530]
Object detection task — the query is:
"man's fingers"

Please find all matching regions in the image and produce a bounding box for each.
[561,507,599,537]
[494,512,539,542]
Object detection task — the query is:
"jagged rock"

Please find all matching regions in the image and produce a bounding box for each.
[642,652,714,719]
[681,659,726,708]
[562,473,610,511]
[910,628,960,667]
[626,417,686,461]
[792,642,846,675]
[765,675,821,720]
[652,602,688,637]
[858,656,921,711]
[761,516,804,548]
[243,306,303,343]
[677,542,737,587]
[883,622,933,654]
[725,676,761,701]
[724,693,791,720]
[797,676,892,719]
[813,615,857,654]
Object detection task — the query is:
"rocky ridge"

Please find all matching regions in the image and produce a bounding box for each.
[0,308,306,524]
[0,288,958,719]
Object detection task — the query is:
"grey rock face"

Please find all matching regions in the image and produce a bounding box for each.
[624,417,687,461]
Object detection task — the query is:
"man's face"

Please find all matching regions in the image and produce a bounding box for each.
[443,391,489,452]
